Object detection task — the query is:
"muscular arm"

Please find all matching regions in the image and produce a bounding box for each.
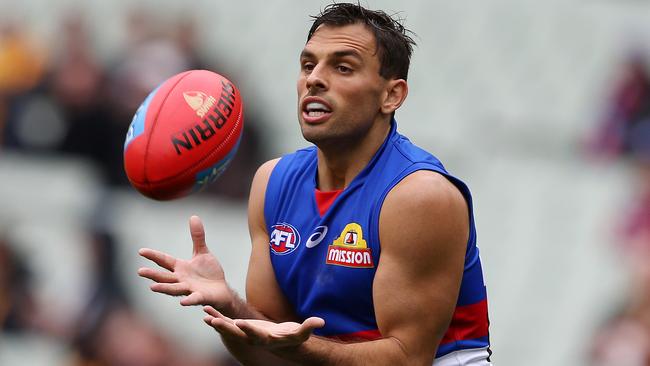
[216,159,302,365]
[272,170,468,365]
[245,159,298,322]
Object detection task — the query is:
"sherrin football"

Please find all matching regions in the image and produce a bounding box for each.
[123,70,244,200]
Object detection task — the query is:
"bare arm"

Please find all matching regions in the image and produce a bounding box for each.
[245,159,298,322]
[213,159,309,365]
[207,170,468,365]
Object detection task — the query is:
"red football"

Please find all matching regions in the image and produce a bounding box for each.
[123,70,244,200]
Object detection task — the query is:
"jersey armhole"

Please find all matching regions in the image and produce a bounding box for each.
[370,164,477,257]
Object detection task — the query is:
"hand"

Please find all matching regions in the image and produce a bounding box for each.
[138,215,233,309]
[203,306,325,349]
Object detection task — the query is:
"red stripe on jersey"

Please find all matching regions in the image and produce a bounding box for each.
[328,329,382,342]
[440,299,489,345]
[314,189,343,216]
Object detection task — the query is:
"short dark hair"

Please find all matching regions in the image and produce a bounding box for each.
[307,3,416,81]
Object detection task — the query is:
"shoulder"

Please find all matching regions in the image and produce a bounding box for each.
[258,147,317,177]
[385,170,467,216]
[379,170,469,254]
[250,158,281,196]
[248,159,281,232]
[254,158,281,180]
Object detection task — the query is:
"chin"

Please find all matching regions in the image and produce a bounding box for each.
[300,128,325,145]
[300,123,332,146]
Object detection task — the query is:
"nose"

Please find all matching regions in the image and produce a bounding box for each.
[305,64,327,92]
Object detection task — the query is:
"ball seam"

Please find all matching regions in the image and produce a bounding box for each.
[142,70,195,187]
[144,97,244,185]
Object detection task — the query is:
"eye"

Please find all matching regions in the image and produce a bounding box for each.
[337,65,352,74]
[302,62,315,73]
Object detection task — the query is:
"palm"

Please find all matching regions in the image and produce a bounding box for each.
[138,216,231,308]
[243,319,306,337]
[203,307,325,349]
[184,252,224,283]
[178,252,229,305]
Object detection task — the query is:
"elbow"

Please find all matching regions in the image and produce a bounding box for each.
[386,336,435,366]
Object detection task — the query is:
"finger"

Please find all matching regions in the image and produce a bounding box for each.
[138,267,177,283]
[203,315,215,326]
[268,318,324,340]
[235,319,269,342]
[292,317,325,340]
[180,292,205,306]
[189,215,209,256]
[139,248,176,271]
[208,316,248,339]
[150,282,190,296]
[203,306,234,323]
[203,305,222,318]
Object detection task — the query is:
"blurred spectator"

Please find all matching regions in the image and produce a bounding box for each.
[0,23,45,96]
[0,21,47,147]
[587,53,650,159]
[619,155,650,260]
[70,303,227,366]
[172,16,211,71]
[589,51,650,366]
[0,235,37,333]
[48,12,128,185]
[586,50,650,269]
[72,229,129,341]
[68,227,224,366]
[108,9,191,119]
[591,263,650,365]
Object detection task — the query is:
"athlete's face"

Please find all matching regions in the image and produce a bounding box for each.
[297,23,389,146]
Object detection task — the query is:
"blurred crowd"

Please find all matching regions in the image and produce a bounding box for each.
[587,52,650,365]
[0,228,239,366]
[0,8,268,366]
[0,9,268,198]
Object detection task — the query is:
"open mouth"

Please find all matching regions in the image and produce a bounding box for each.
[305,102,331,116]
[302,97,332,123]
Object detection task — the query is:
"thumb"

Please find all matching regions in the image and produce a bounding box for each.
[301,317,325,333]
[180,292,205,306]
[189,215,209,256]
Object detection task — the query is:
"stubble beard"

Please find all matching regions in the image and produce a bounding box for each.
[300,117,374,153]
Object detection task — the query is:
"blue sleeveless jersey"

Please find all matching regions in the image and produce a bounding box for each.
[264,121,490,359]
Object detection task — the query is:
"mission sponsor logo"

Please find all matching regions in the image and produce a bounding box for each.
[269,223,301,255]
[326,223,374,268]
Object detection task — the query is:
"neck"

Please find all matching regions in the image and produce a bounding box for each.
[316,119,391,191]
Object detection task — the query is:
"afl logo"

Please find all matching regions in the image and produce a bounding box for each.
[270,223,301,255]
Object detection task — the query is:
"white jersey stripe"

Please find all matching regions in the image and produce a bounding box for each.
[434,347,492,366]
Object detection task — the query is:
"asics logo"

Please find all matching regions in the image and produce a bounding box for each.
[306,226,328,248]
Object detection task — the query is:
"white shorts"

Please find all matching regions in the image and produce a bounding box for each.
[434,347,492,366]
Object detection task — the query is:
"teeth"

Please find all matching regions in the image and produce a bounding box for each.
[308,111,327,117]
[305,102,331,112]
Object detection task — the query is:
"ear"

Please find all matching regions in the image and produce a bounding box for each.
[380,79,408,115]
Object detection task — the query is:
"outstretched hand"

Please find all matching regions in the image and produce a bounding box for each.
[203,306,325,349]
[138,215,233,308]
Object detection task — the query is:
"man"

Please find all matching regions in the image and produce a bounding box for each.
[138,3,491,365]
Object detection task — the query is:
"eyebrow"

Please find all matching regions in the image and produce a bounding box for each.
[300,49,364,62]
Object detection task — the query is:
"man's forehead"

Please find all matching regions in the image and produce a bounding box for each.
[304,23,377,55]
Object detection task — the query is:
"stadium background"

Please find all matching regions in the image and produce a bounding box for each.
[1,0,648,365]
